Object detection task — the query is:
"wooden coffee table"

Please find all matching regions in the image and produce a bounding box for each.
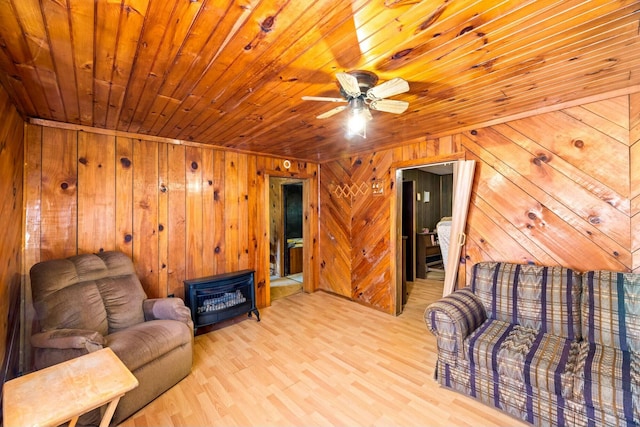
[3,347,138,427]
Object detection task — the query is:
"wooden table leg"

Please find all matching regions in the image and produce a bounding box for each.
[99,396,122,427]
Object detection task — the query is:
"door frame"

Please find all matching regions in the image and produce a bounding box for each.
[265,172,315,306]
[391,154,465,315]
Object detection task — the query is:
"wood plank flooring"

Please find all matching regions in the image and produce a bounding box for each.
[120,280,528,426]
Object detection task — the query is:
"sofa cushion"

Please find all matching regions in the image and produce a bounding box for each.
[471,262,581,340]
[440,360,575,427]
[466,319,576,398]
[582,270,640,352]
[106,319,192,372]
[573,342,640,425]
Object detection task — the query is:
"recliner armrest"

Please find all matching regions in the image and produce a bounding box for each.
[424,288,486,365]
[30,328,105,352]
[143,298,194,329]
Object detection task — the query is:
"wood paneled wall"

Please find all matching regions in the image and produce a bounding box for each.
[23,123,319,309]
[0,84,24,384]
[403,170,453,231]
[319,138,459,314]
[463,96,635,273]
[319,94,640,313]
[631,93,640,268]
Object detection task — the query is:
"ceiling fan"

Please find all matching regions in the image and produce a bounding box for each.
[302,70,410,138]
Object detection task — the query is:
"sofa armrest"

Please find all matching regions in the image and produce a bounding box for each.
[424,288,487,365]
[30,328,105,352]
[143,298,194,329]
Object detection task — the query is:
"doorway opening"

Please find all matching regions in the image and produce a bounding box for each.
[269,177,304,301]
[394,159,475,314]
[400,163,453,306]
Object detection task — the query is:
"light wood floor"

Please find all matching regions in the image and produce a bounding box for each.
[120,280,528,427]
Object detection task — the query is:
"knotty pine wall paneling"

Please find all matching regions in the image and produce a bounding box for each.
[462,97,634,273]
[0,83,24,383]
[318,95,640,313]
[165,144,187,297]
[630,93,640,271]
[115,137,134,258]
[350,151,393,312]
[23,124,319,310]
[40,127,77,260]
[133,138,160,298]
[77,133,116,255]
[318,159,352,299]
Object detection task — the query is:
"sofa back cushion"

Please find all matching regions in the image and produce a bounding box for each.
[30,251,147,335]
[582,270,640,352]
[471,262,581,340]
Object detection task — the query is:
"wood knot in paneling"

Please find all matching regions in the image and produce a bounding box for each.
[120,157,131,168]
[532,153,551,166]
[391,48,412,60]
[260,16,275,32]
[415,4,446,33]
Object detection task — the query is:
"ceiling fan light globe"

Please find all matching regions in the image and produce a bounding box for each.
[347,109,367,137]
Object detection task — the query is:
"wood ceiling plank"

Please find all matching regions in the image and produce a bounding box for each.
[0,50,35,115]
[404,2,640,100]
[94,0,124,127]
[161,0,339,139]
[42,0,80,123]
[68,0,95,125]
[105,0,150,129]
[416,46,640,135]
[178,5,355,142]
[117,0,187,131]
[155,0,240,101]
[8,0,66,120]
[408,23,640,120]
[121,0,202,133]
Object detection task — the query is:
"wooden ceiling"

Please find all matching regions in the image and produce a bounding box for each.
[1,0,639,162]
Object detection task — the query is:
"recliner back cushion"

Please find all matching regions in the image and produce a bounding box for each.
[30,258,109,335]
[30,252,147,335]
[582,270,640,351]
[471,262,582,340]
[96,274,146,333]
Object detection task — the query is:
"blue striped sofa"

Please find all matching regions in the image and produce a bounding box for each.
[425,262,640,427]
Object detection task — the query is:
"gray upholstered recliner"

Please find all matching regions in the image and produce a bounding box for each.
[29,251,193,426]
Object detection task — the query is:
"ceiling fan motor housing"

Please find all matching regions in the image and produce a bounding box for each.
[339,70,379,98]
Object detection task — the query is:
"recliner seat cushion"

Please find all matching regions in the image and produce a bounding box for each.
[106,319,192,372]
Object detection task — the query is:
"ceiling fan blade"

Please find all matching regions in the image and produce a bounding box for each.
[317,106,347,119]
[369,99,409,114]
[367,77,409,100]
[336,72,361,97]
[302,96,347,103]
